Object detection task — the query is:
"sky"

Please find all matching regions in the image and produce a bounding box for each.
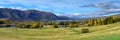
[0,0,120,16]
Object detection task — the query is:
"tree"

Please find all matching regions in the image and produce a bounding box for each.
[17,23,24,28]
[39,24,43,29]
[23,24,31,28]
[4,23,11,27]
[68,23,79,28]
[0,20,4,24]
[31,22,42,28]
[68,23,74,28]
[94,20,97,26]
[87,19,94,26]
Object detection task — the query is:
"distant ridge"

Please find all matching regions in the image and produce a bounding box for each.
[0,8,71,20]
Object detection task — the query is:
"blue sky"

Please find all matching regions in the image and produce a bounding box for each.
[0,0,120,15]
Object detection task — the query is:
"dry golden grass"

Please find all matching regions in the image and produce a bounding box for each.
[0,22,120,40]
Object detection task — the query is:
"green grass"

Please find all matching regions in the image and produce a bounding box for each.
[0,22,120,40]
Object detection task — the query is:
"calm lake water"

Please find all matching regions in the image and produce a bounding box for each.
[0,26,16,28]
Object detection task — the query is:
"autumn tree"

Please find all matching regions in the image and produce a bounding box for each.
[31,22,43,28]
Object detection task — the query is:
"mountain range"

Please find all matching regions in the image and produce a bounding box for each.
[0,8,71,20]
[0,8,120,20]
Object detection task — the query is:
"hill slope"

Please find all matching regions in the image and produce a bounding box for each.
[0,22,120,40]
[0,8,70,20]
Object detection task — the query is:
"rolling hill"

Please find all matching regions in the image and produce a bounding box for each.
[0,22,120,40]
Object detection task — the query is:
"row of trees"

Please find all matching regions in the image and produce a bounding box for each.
[0,20,11,27]
[53,21,80,28]
[87,15,120,26]
[46,15,120,28]
[16,15,120,28]
[52,15,120,28]
[17,22,43,28]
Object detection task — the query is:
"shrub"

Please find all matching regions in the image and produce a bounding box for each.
[39,24,43,29]
[23,24,31,28]
[68,23,74,28]
[17,24,24,28]
[17,22,43,29]
[4,23,11,27]
[0,21,4,24]
[68,22,79,28]
[17,23,31,28]
[81,28,90,33]
[53,24,58,28]
[31,22,41,28]
[74,24,79,27]
[31,24,39,28]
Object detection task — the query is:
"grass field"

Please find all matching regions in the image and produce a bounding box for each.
[0,22,120,40]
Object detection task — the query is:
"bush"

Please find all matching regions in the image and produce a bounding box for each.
[53,24,58,28]
[31,22,42,28]
[39,24,43,29]
[68,23,79,28]
[31,24,39,28]
[81,28,90,33]
[23,24,31,28]
[17,22,43,29]
[0,21,4,24]
[17,24,24,28]
[17,24,31,28]
[4,23,11,27]
[68,23,74,28]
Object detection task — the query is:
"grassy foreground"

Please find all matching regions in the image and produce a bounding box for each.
[0,22,120,40]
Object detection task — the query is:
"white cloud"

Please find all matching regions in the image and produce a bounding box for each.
[1,0,79,9]
[73,13,81,16]
[9,6,26,10]
[1,0,120,17]
[56,12,82,17]
[81,0,120,9]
